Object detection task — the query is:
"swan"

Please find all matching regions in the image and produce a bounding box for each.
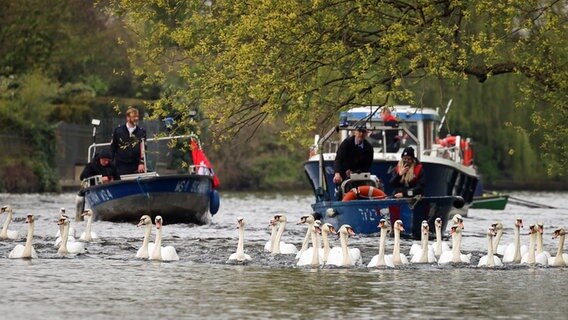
[548,228,568,267]
[1,205,20,240]
[385,220,409,266]
[452,213,465,230]
[434,217,450,258]
[536,222,552,259]
[264,217,278,252]
[57,216,86,255]
[478,226,503,267]
[521,224,548,266]
[321,223,336,264]
[150,216,179,261]
[270,214,298,255]
[228,217,252,262]
[502,218,528,263]
[492,222,507,255]
[367,219,395,268]
[326,224,362,267]
[438,224,471,264]
[79,209,99,241]
[410,221,436,263]
[55,208,77,238]
[8,214,38,259]
[136,215,156,259]
[295,214,315,259]
[296,221,322,266]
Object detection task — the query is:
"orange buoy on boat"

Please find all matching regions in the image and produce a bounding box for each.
[342,185,387,202]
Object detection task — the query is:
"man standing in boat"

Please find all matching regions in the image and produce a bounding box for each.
[390,146,425,198]
[110,107,147,175]
[333,125,374,187]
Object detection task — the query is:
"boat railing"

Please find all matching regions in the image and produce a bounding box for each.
[189,164,215,177]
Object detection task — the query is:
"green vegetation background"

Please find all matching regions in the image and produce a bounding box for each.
[0,1,563,192]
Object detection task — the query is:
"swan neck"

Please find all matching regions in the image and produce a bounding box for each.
[340,232,351,265]
[493,229,503,252]
[85,215,93,237]
[152,225,163,259]
[556,234,566,259]
[537,232,544,253]
[272,221,286,253]
[0,212,10,237]
[435,225,442,255]
[487,235,495,266]
[322,231,330,262]
[452,232,461,262]
[528,232,536,263]
[513,226,521,262]
[23,221,34,257]
[378,228,386,264]
[58,223,70,253]
[311,229,320,265]
[236,226,245,255]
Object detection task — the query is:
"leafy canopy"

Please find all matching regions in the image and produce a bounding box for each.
[111,0,568,175]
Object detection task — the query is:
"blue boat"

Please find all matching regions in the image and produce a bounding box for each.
[81,134,220,224]
[304,105,478,238]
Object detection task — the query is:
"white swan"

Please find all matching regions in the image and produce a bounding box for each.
[367,219,394,268]
[150,216,179,261]
[548,228,568,267]
[438,224,471,264]
[270,214,298,255]
[57,216,86,255]
[536,222,552,259]
[136,215,156,259]
[492,222,507,255]
[321,223,336,264]
[385,220,409,266]
[228,217,252,262]
[521,224,548,266]
[410,221,436,263]
[79,209,99,241]
[55,208,77,238]
[295,214,315,259]
[434,217,450,258]
[264,217,278,252]
[296,221,322,266]
[502,218,528,263]
[478,226,503,267]
[326,224,362,267]
[1,205,20,240]
[8,214,38,259]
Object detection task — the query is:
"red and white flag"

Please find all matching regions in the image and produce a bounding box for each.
[190,138,220,188]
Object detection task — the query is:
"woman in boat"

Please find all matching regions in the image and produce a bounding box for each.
[389,146,425,198]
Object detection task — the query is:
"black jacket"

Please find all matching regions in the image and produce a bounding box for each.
[389,163,425,197]
[110,124,147,165]
[80,155,121,181]
[333,135,374,180]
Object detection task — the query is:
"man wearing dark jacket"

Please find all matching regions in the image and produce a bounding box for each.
[333,125,374,185]
[79,149,121,183]
[110,107,147,175]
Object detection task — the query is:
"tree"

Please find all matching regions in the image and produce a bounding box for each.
[110,0,568,175]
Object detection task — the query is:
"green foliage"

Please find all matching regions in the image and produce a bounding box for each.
[112,0,568,176]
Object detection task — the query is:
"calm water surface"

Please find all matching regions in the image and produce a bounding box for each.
[1,191,567,319]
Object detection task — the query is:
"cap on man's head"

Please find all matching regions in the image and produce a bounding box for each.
[401,146,416,160]
[355,124,368,132]
[98,149,112,160]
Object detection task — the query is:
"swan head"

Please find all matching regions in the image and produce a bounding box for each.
[313,220,322,235]
[435,217,442,228]
[537,222,544,234]
[297,214,315,225]
[515,218,524,228]
[491,221,504,231]
[377,218,389,231]
[528,224,536,235]
[26,214,34,224]
[59,207,66,215]
[552,228,566,239]
[137,215,152,227]
[1,205,12,213]
[394,220,404,232]
[155,216,163,229]
[81,209,93,218]
[236,217,245,229]
[273,214,287,223]
[452,214,464,229]
[57,216,69,227]
[339,224,355,237]
[322,223,336,235]
[487,226,496,237]
[450,224,460,235]
[421,220,429,235]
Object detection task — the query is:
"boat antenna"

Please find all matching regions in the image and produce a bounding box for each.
[437,99,453,134]
[90,119,101,159]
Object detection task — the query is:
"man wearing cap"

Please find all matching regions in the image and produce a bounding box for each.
[333,125,374,186]
[80,149,121,184]
[390,146,425,198]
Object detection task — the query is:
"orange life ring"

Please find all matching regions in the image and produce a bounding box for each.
[342,185,387,202]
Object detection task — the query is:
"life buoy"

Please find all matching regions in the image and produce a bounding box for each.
[342,185,387,201]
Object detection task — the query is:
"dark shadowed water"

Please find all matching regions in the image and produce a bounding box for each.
[1,191,567,319]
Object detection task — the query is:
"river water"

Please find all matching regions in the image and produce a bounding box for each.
[0,191,567,319]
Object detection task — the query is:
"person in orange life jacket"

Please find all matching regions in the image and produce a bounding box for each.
[110,107,147,175]
[390,146,425,198]
[333,125,374,185]
[371,106,400,152]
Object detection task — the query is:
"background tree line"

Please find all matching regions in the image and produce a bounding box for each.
[0,0,565,192]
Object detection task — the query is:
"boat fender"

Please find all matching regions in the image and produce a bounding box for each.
[342,185,387,202]
[209,189,220,215]
[326,208,337,217]
[453,196,465,209]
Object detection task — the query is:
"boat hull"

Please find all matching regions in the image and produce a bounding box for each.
[84,174,214,224]
[312,196,459,238]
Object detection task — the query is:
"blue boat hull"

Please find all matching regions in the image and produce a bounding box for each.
[84,174,214,224]
[312,196,458,239]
